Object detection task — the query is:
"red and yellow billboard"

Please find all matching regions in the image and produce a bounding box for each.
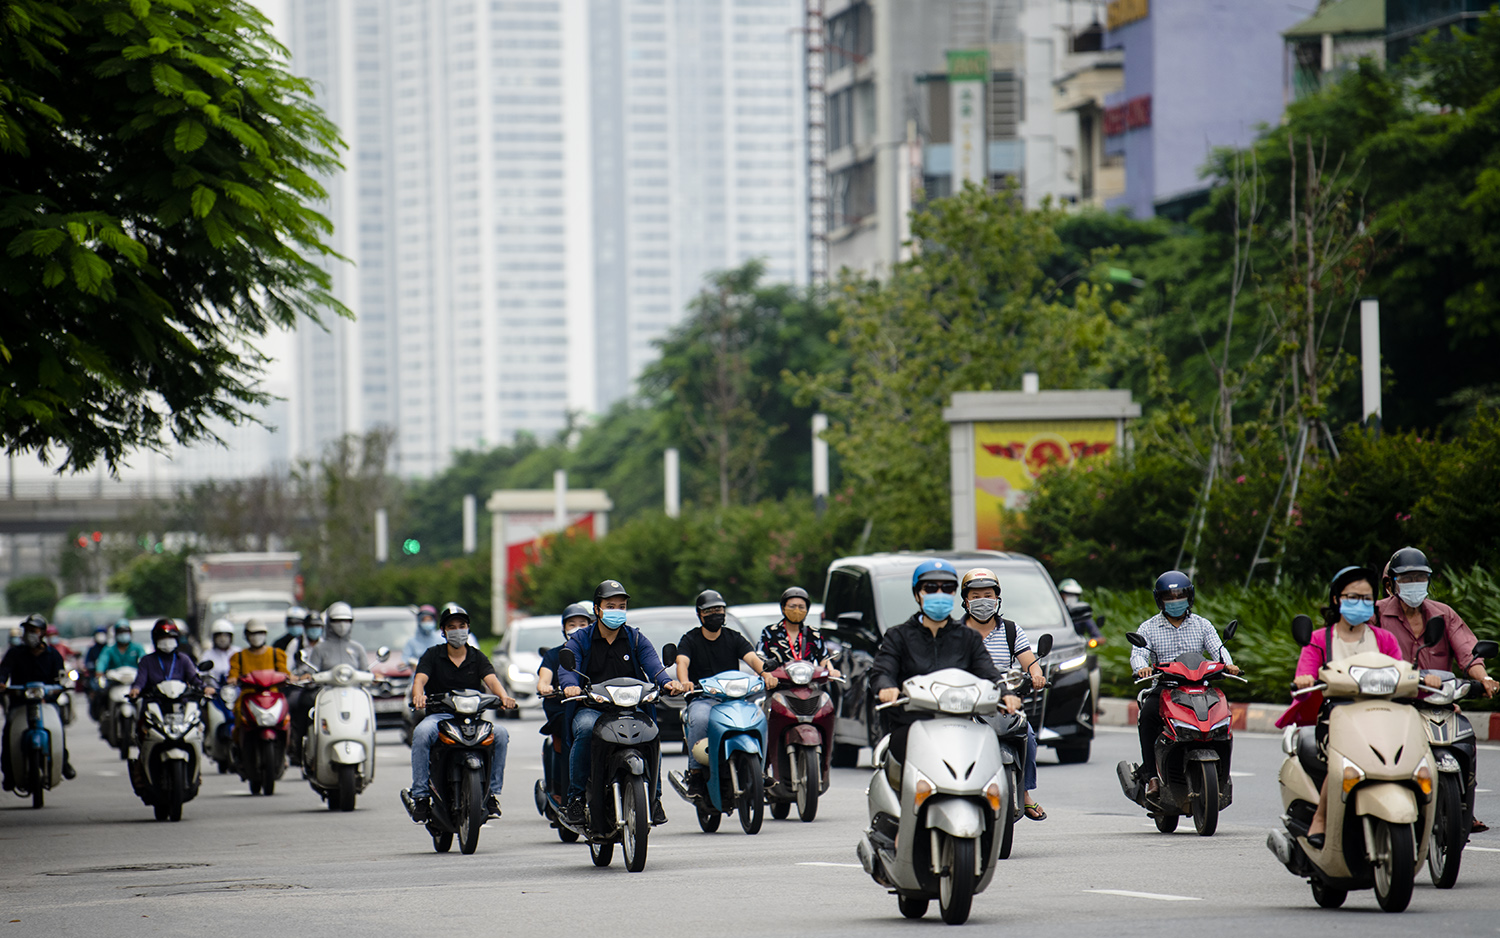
[973,419,1117,548]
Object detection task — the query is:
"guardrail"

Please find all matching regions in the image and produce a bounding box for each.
[1,479,202,501]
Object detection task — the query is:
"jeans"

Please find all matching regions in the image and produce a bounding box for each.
[409,713,509,799]
[683,698,716,763]
[567,707,660,802]
[1021,720,1038,792]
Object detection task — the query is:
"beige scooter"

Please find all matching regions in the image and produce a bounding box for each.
[1267,614,1435,913]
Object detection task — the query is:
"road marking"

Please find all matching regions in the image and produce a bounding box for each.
[1086,889,1201,902]
[797,862,863,868]
[1229,771,1253,778]
[1466,846,1500,853]
[1477,789,1492,793]
[96,771,121,777]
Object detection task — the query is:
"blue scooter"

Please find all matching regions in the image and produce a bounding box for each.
[4,682,68,809]
[667,670,768,834]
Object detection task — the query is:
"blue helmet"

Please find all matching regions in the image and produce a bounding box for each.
[911,559,960,590]
[1152,570,1194,612]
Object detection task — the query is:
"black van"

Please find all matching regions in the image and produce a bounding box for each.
[820,550,1097,766]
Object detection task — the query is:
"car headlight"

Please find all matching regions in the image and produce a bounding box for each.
[607,685,643,708]
[936,684,979,714]
[1055,654,1088,672]
[1348,666,1399,695]
[507,663,533,683]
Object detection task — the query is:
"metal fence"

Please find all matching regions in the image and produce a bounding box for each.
[2,478,202,501]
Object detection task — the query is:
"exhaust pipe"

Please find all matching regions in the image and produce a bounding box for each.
[1116,760,1142,804]
[1267,829,1301,872]
[856,834,875,875]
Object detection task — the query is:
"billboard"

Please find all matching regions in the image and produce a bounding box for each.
[973,419,1118,548]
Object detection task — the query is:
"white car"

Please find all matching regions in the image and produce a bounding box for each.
[491,615,561,712]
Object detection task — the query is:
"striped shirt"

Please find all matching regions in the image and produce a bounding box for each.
[973,618,1031,671]
[1129,612,1234,671]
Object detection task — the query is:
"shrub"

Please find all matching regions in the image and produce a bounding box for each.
[5,576,59,619]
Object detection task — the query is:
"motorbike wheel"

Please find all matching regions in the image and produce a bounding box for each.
[619,774,650,873]
[697,804,721,832]
[735,751,764,835]
[165,761,185,822]
[258,740,277,796]
[336,764,357,813]
[998,763,1019,860]
[770,800,791,821]
[1371,818,1416,913]
[1055,740,1091,764]
[153,802,168,821]
[796,747,820,823]
[1310,880,1347,909]
[432,829,453,853]
[30,759,44,809]
[897,896,928,919]
[1153,811,1179,833]
[590,838,614,867]
[938,835,978,925]
[457,768,484,855]
[249,778,262,796]
[558,823,580,843]
[1429,772,1464,888]
[1191,761,1219,837]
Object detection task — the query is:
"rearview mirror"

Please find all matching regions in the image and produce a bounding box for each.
[1223,618,1238,642]
[1125,631,1148,649]
[377,646,391,661]
[660,643,677,664]
[558,648,577,672]
[1291,614,1313,647]
[1471,640,1498,660]
[1034,633,1053,658]
[537,646,549,657]
[197,660,215,672]
[1424,615,1447,647]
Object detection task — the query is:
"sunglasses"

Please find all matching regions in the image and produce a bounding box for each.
[919,582,957,594]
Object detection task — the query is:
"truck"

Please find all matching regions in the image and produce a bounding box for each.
[185,552,302,637]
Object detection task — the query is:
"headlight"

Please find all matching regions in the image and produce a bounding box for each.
[1169,719,1202,736]
[220,685,239,705]
[1349,666,1399,695]
[1056,654,1088,672]
[507,663,533,683]
[936,684,979,714]
[1209,717,1231,731]
[24,685,45,700]
[785,662,815,685]
[719,678,750,699]
[607,685,643,708]
[333,664,355,686]
[453,695,481,715]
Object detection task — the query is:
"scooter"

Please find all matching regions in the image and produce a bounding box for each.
[981,633,1052,860]
[668,669,768,834]
[856,668,1007,925]
[301,663,380,812]
[1414,637,1497,888]
[1117,621,1241,836]
[1267,614,1436,913]
[232,669,291,796]
[130,664,211,821]
[3,682,68,809]
[203,680,236,774]
[763,660,839,823]
[103,666,138,759]
[557,645,668,872]
[403,689,506,855]
[533,687,578,843]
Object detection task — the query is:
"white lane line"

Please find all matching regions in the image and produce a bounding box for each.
[1229,771,1254,778]
[1086,889,1201,902]
[1477,789,1492,793]
[1466,846,1500,853]
[797,861,864,868]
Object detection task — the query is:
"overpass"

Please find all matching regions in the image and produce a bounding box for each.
[0,479,198,534]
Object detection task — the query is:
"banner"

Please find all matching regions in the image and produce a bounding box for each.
[973,419,1117,548]
[947,50,987,186]
[504,513,596,600]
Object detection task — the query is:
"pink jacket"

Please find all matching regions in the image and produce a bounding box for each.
[1276,623,1403,728]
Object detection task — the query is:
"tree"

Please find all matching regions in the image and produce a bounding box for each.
[290,429,400,600]
[0,0,345,473]
[5,575,58,618]
[107,548,188,618]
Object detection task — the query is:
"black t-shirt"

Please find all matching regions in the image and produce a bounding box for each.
[415,644,495,698]
[587,630,639,684]
[676,628,753,684]
[0,645,66,686]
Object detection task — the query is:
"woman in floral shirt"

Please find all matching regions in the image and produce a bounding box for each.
[756,587,841,676]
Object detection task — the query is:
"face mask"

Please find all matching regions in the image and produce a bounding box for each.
[23,631,43,649]
[1397,582,1428,608]
[156,639,178,654]
[445,628,470,647]
[8,635,19,647]
[213,635,232,650]
[94,633,108,646]
[247,633,267,649]
[418,618,436,633]
[701,613,726,633]
[966,598,1000,621]
[116,634,131,645]
[305,627,323,642]
[600,610,627,629]
[1163,599,1190,618]
[564,626,585,639]
[921,594,955,620]
[784,608,807,624]
[1340,598,1374,626]
[286,623,305,638]
[329,619,351,639]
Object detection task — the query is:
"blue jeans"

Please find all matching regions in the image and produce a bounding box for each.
[410,713,509,799]
[567,707,660,801]
[1022,721,1038,792]
[683,698,715,762]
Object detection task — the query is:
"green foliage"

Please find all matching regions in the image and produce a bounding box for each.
[5,575,58,618]
[106,548,188,618]
[333,553,496,638]
[290,430,402,602]
[0,0,345,472]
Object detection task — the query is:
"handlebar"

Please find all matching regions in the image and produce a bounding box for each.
[875,697,908,711]
[1289,682,1328,698]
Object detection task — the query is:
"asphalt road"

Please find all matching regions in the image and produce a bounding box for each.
[4,714,1500,936]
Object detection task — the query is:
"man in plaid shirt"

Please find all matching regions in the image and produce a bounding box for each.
[1131,571,1240,796]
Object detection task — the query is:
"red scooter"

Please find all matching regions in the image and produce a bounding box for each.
[764,660,840,822]
[232,669,290,796]
[1116,620,1242,836]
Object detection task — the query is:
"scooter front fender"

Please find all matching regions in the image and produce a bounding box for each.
[786,724,822,747]
[924,797,986,839]
[1354,783,1419,825]
[329,740,366,765]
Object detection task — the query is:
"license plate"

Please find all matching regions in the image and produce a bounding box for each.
[373,698,405,713]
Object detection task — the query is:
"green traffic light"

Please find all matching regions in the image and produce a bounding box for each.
[402,538,420,555]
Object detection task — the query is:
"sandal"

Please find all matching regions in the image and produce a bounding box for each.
[1473,818,1489,834]
[1024,801,1047,821]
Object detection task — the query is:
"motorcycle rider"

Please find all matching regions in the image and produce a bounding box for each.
[756,586,842,675]
[404,604,444,661]
[83,625,111,677]
[201,619,240,687]
[535,602,593,807]
[128,620,204,700]
[675,589,777,798]
[959,567,1047,821]
[402,603,515,821]
[560,579,688,828]
[96,620,146,673]
[286,609,323,663]
[273,606,308,652]
[1058,578,1104,643]
[873,560,1004,778]
[303,603,370,672]
[226,619,292,753]
[1,614,77,787]
[1130,570,1241,798]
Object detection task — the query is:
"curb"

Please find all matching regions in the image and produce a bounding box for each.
[1096,697,1496,741]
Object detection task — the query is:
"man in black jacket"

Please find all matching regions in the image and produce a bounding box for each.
[872,560,1002,768]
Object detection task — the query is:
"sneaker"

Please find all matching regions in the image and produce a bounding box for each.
[564,796,586,828]
[485,795,502,819]
[684,770,708,798]
[62,762,77,781]
[651,799,667,826]
[400,788,431,822]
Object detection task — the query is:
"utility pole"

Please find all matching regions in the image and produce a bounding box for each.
[462,494,477,555]
[812,414,829,516]
[664,449,681,519]
[1360,297,1381,433]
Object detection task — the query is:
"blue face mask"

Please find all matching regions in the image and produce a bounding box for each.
[418,617,436,633]
[1340,598,1375,626]
[287,624,305,638]
[305,626,324,641]
[1163,599,1190,618]
[921,593,955,621]
[599,609,627,629]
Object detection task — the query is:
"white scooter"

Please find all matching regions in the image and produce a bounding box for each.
[856,668,1007,925]
[103,666,138,759]
[300,663,379,811]
[130,667,210,822]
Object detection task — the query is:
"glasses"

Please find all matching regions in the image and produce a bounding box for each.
[919,582,957,594]
[1338,593,1375,602]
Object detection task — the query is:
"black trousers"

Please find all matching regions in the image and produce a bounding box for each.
[1137,687,1163,778]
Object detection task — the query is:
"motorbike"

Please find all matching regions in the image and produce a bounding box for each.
[1267,614,1436,913]
[533,686,579,843]
[1414,636,1498,888]
[301,663,380,812]
[400,657,422,746]
[667,669,768,835]
[856,668,1007,925]
[1117,620,1242,836]
[557,645,668,872]
[130,664,211,821]
[231,669,291,796]
[3,682,68,809]
[103,666,138,759]
[204,679,236,774]
[405,689,506,855]
[763,660,841,823]
[985,631,1053,859]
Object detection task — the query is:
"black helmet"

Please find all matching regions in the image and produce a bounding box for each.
[21,613,48,633]
[561,602,594,632]
[1152,570,1195,611]
[1387,546,1432,579]
[593,579,629,604]
[695,589,727,611]
[779,586,810,608]
[439,603,470,629]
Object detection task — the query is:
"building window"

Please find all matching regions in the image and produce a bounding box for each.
[831,159,876,229]
[826,1,873,73]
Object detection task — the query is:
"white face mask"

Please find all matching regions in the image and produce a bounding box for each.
[247,633,267,649]
[213,634,232,649]
[1397,581,1428,608]
[157,639,178,654]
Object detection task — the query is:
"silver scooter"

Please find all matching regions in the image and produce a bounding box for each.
[103,666,138,759]
[300,663,379,811]
[857,668,1007,925]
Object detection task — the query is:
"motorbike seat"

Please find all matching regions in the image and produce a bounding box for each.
[1297,728,1326,789]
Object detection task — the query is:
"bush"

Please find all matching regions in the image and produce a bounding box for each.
[107,551,188,619]
[5,576,58,619]
[334,553,495,638]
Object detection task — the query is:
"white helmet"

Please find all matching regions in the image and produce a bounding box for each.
[324,601,354,639]
[211,618,235,636]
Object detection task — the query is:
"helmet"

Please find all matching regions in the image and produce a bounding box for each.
[960,567,1000,597]
[561,601,594,632]
[244,618,269,637]
[150,618,182,644]
[285,605,308,625]
[211,618,235,636]
[593,579,629,604]
[1152,570,1194,611]
[911,559,959,590]
[303,609,321,628]
[439,602,470,629]
[21,613,48,633]
[779,586,810,608]
[418,604,437,620]
[324,601,353,622]
[1057,577,1083,596]
[1387,547,1432,579]
[695,589,727,612]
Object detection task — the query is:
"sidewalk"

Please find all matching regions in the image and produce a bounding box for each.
[1096,696,1500,741]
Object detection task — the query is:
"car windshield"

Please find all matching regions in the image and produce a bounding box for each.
[355,616,416,652]
[624,609,752,655]
[733,611,782,634]
[212,599,290,616]
[509,618,560,655]
[874,565,1067,635]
